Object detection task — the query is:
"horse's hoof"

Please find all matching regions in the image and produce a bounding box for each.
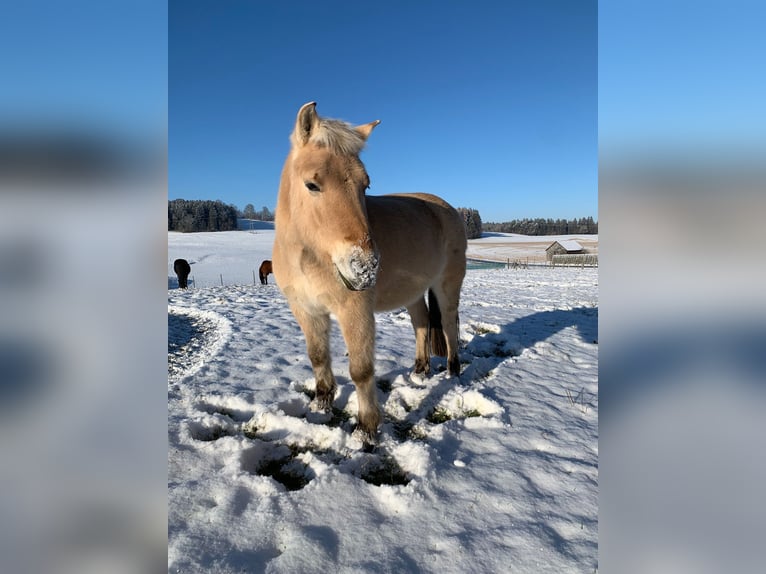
[352,425,378,448]
[448,357,461,378]
[310,396,333,413]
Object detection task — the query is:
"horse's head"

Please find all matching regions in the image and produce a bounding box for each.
[280,102,381,291]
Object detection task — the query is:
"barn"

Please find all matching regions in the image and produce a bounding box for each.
[545,239,584,261]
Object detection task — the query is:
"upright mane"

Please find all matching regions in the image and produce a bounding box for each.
[291,116,367,156]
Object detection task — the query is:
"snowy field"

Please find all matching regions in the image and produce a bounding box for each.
[168,228,599,573]
[467,233,598,264]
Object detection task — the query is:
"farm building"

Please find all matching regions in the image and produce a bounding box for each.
[545,240,584,261]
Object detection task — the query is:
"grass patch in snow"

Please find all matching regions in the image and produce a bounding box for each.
[390,420,427,442]
[427,407,453,424]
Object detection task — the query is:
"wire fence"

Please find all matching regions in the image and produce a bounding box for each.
[168,258,597,290]
[168,269,273,290]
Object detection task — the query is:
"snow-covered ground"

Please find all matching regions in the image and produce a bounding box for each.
[467,233,598,264]
[168,229,599,573]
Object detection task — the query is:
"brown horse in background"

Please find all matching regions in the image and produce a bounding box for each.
[259,260,273,285]
[273,102,467,443]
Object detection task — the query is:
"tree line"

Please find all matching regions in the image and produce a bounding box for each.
[456,207,483,239]
[169,197,596,237]
[240,203,274,221]
[484,216,597,235]
[168,199,239,232]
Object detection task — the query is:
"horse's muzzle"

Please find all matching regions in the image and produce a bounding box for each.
[334,246,379,291]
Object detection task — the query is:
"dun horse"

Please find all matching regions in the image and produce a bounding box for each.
[258,260,273,285]
[174,258,191,289]
[273,102,466,442]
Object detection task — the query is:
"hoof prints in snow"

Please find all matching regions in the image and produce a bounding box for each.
[196,401,252,422]
[188,421,235,442]
[240,439,409,491]
[240,443,315,491]
[185,379,503,491]
[187,403,413,490]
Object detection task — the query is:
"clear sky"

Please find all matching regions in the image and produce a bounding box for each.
[599,0,765,157]
[170,0,597,223]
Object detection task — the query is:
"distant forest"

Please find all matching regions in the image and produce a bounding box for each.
[484,216,597,235]
[240,203,274,221]
[168,198,597,237]
[456,207,483,239]
[168,199,239,232]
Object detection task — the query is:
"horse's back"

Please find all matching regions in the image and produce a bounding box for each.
[367,193,466,310]
[174,258,190,274]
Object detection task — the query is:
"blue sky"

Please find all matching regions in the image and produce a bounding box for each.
[1,1,166,137]
[170,0,597,223]
[599,0,765,157]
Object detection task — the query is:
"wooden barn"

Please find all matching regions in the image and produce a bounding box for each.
[545,240,584,261]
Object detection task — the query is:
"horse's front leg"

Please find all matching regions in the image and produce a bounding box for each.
[291,307,336,411]
[336,300,380,442]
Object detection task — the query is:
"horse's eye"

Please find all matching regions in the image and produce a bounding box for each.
[305,181,321,193]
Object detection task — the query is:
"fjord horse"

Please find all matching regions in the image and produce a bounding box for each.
[273,102,466,442]
[259,260,273,285]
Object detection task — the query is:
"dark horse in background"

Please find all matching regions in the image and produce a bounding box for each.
[259,260,273,285]
[174,258,191,289]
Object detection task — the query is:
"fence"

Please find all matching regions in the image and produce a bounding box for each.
[168,269,272,290]
[169,257,598,290]
[550,254,598,268]
[467,257,553,269]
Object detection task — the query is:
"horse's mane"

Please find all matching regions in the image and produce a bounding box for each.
[295,117,367,156]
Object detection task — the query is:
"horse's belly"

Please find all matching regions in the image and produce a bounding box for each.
[373,268,436,311]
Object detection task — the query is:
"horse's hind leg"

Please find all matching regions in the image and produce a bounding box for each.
[432,279,463,377]
[406,298,431,376]
[291,307,336,410]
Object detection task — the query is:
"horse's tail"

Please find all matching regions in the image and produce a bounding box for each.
[428,289,448,357]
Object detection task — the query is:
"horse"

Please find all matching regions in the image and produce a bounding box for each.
[272,102,467,443]
[258,260,273,285]
[173,258,191,289]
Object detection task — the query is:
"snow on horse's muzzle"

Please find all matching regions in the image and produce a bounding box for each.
[334,246,379,291]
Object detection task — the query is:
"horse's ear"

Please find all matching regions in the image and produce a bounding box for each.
[294,101,318,146]
[355,119,381,140]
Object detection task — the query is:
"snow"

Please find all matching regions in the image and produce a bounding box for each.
[464,233,597,264]
[168,230,598,573]
[556,240,584,252]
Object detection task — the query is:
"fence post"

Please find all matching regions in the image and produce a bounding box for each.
[253,270,256,285]
[220,274,223,286]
